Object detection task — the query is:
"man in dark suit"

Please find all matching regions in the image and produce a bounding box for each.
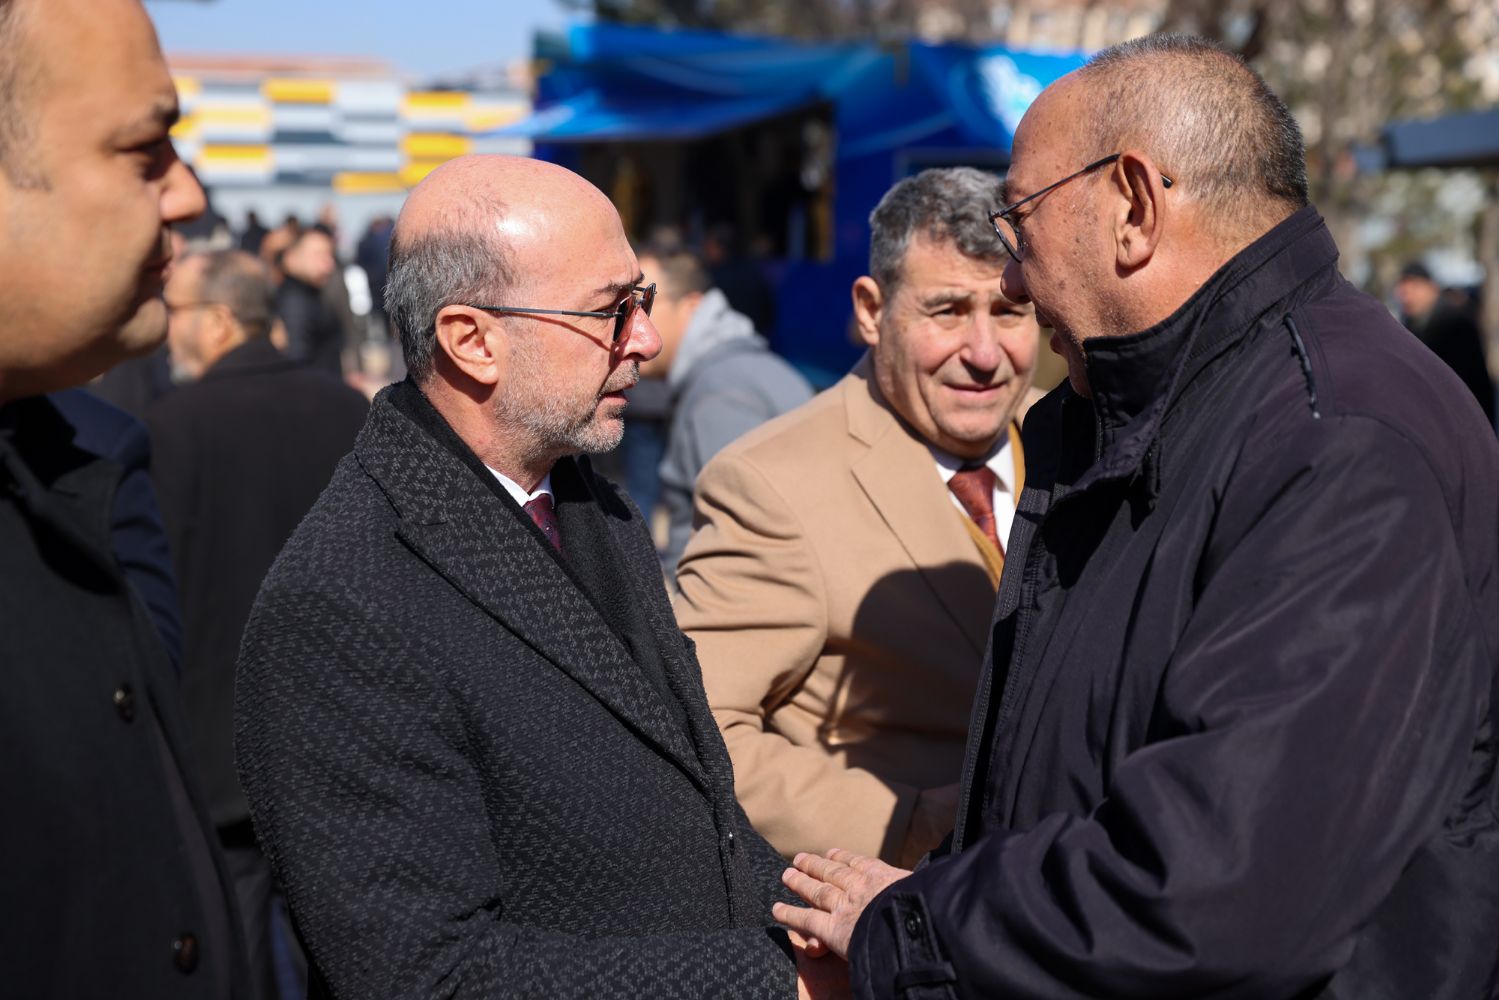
[148,248,369,999]
[235,155,844,998]
[274,225,346,378]
[1394,261,1496,425]
[0,0,246,994]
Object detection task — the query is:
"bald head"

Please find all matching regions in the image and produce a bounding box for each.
[1068,34,1307,243]
[386,155,619,384]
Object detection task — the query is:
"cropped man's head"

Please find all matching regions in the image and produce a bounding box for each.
[636,244,710,379]
[281,226,337,288]
[1393,261,1440,321]
[384,155,661,469]
[999,34,1307,395]
[853,167,1039,460]
[0,0,205,402]
[165,250,275,381]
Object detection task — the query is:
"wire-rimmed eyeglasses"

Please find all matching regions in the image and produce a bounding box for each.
[989,154,1173,264]
[461,282,656,344]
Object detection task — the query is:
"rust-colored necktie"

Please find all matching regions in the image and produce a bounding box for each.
[523,494,563,554]
[949,465,1001,552]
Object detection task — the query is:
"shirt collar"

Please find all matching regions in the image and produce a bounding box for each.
[485,467,553,508]
[929,435,1015,495]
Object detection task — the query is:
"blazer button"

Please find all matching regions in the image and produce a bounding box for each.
[113,684,135,723]
[904,912,924,938]
[172,933,199,973]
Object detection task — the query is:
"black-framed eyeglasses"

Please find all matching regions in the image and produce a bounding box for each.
[462,282,656,344]
[988,154,1173,264]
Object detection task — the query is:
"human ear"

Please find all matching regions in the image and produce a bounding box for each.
[851,276,885,349]
[433,306,503,387]
[1112,150,1168,270]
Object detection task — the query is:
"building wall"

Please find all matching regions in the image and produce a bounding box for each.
[168,58,532,250]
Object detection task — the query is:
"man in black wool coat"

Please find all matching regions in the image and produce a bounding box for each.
[234,154,846,999]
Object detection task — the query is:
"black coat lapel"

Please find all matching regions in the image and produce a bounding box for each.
[359,386,706,789]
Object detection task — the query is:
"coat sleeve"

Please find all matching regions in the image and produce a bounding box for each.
[275,288,318,363]
[848,415,1491,999]
[235,586,797,1000]
[676,451,921,862]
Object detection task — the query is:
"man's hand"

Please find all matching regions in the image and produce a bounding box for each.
[773,848,911,959]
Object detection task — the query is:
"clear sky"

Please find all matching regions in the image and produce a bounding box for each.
[145,0,579,80]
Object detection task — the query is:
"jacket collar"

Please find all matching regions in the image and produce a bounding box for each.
[201,337,298,380]
[842,353,1005,656]
[1073,205,1339,494]
[0,395,119,579]
[355,381,709,789]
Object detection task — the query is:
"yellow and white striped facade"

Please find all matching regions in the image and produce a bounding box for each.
[169,58,531,195]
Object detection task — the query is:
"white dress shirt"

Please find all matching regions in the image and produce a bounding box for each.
[486,467,554,509]
[929,437,1017,550]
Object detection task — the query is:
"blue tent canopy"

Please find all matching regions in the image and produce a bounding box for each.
[492,24,1081,158]
[495,24,1085,379]
[501,90,824,142]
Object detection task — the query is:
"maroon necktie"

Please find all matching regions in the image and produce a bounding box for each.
[949,465,1001,552]
[523,494,563,554]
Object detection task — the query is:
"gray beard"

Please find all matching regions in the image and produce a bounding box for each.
[495,357,637,464]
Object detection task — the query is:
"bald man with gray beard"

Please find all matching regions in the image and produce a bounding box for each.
[234,155,846,1000]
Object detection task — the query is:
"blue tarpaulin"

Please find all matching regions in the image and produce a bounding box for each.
[502,91,822,142]
[493,24,1085,379]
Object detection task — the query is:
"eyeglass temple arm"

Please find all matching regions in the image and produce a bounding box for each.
[468,305,619,320]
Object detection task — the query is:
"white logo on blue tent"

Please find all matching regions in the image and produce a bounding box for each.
[977,54,1043,136]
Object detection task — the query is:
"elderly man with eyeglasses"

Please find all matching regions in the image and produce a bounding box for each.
[775,34,1499,1000]
[234,155,846,1000]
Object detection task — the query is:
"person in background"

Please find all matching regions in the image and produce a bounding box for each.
[777,35,1499,1000]
[274,224,345,378]
[0,0,247,994]
[1394,260,1495,424]
[239,209,268,256]
[148,248,368,999]
[356,213,394,332]
[675,167,1041,866]
[639,243,812,574]
[704,222,776,337]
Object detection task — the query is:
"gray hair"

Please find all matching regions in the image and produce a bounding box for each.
[191,249,275,340]
[1079,35,1308,234]
[868,167,1007,291]
[384,224,513,385]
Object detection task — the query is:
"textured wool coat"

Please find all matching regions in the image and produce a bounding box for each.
[235,381,798,999]
[849,208,1499,998]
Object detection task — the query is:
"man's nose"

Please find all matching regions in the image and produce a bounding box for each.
[621,309,663,362]
[162,152,206,226]
[962,314,1005,373]
[1001,257,1030,305]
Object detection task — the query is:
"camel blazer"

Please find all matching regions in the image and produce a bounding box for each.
[675,355,1029,865]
